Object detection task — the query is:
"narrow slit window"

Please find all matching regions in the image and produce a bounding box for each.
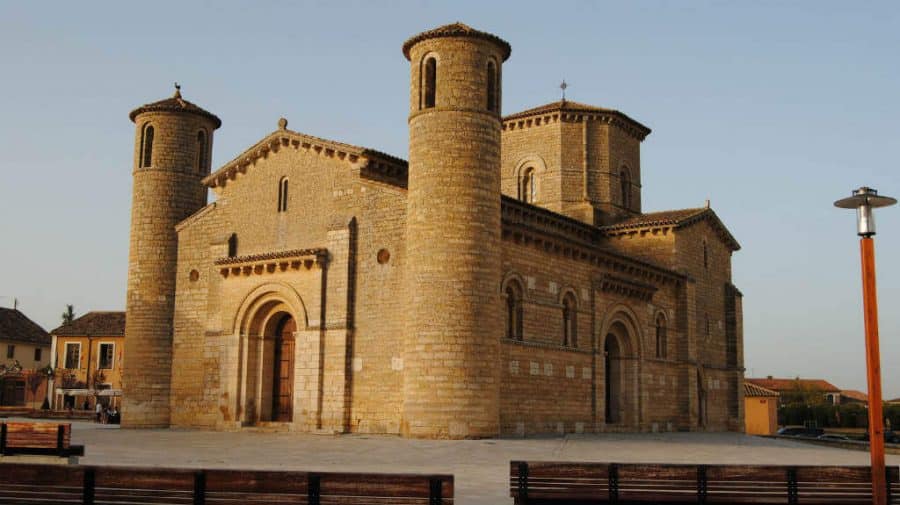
[505,281,524,341]
[620,168,631,209]
[656,315,667,359]
[487,61,497,112]
[562,294,577,347]
[423,57,436,108]
[277,178,289,212]
[197,130,208,172]
[141,124,154,168]
[228,233,238,258]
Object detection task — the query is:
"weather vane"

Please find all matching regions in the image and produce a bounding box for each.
[560,80,568,101]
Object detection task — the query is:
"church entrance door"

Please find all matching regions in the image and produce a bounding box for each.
[272,315,295,422]
[604,334,621,424]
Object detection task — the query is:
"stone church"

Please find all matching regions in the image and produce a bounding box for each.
[121,23,744,438]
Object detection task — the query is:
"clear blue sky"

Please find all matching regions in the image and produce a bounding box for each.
[1,1,898,398]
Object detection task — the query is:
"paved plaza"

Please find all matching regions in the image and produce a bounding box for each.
[20,418,900,505]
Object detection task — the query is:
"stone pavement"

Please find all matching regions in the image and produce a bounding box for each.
[20,419,900,505]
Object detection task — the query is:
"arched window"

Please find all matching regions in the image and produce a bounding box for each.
[140,124,154,168]
[620,167,631,209]
[277,177,289,212]
[505,280,524,341]
[486,61,498,112]
[422,57,437,109]
[520,167,536,203]
[655,314,668,359]
[562,293,577,347]
[196,130,208,172]
[227,233,238,258]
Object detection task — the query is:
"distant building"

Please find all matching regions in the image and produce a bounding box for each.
[745,377,841,405]
[0,307,51,407]
[49,311,125,410]
[887,398,900,406]
[744,382,779,435]
[839,390,868,405]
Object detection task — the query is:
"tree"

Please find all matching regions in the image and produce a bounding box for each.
[61,305,75,325]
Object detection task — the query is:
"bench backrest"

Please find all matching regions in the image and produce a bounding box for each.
[511,461,900,504]
[0,463,454,505]
[0,422,71,451]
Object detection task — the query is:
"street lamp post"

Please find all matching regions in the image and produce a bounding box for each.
[834,186,897,505]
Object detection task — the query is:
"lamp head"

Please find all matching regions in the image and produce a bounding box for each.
[834,187,897,236]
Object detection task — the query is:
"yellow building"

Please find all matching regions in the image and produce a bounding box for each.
[744,382,779,435]
[49,311,125,410]
[0,307,51,407]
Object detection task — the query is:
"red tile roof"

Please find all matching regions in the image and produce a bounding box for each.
[599,207,741,251]
[744,382,779,398]
[745,377,841,393]
[502,100,651,139]
[129,89,221,128]
[0,308,50,346]
[402,22,511,61]
[51,311,125,337]
[840,390,868,402]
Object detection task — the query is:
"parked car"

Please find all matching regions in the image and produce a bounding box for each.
[860,430,900,443]
[817,434,850,441]
[777,426,825,438]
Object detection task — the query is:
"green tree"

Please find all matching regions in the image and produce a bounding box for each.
[61,305,75,325]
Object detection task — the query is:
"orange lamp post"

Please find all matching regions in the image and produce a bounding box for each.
[834,186,896,505]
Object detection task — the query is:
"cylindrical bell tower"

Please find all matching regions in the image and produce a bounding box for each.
[122,86,220,428]
[401,23,511,438]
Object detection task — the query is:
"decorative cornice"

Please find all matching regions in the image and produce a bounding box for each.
[203,128,407,190]
[501,196,685,286]
[596,274,658,302]
[600,208,741,252]
[502,101,651,142]
[402,22,511,61]
[216,248,328,278]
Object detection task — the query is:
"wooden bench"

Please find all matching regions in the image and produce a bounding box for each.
[510,461,900,504]
[0,422,84,457]
[0,462,453,504]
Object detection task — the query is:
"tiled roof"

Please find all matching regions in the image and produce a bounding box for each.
[51,311,125,337]
[744,382,779,398]
[402,22,511,61]
[0,308,50,346]
[502,100,651,139]
[129,89,221,128]
[599,207,741,251]
[745,377,841,393]
[841,390,868,402]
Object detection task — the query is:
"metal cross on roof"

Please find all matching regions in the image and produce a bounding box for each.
[560,80,568,101]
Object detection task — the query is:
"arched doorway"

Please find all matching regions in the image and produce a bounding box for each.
[271,315,295,422]
[604,334,621,424]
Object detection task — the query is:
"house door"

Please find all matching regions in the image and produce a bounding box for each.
[1,377,25,406]
[272,316,295,422]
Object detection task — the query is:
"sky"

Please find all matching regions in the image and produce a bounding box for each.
[0,1,898,398]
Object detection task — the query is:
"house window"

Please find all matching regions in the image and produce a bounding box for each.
[277,177,289,212]
[620,167,631,209]
[228,233,238,258]
[140,124,154,168]
[562,293,577,347]
[98,343,114,370]
[34,348,41,362]
[505,280,524,341]
[6,345,13,359]
[196,130,208,172]
[486,61,498,112]
[64,343,80,369]
[656,314,668,359]
[520,167,536,203]
[422,57,437,108]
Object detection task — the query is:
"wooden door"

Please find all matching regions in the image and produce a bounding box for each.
[272,316,295,422]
